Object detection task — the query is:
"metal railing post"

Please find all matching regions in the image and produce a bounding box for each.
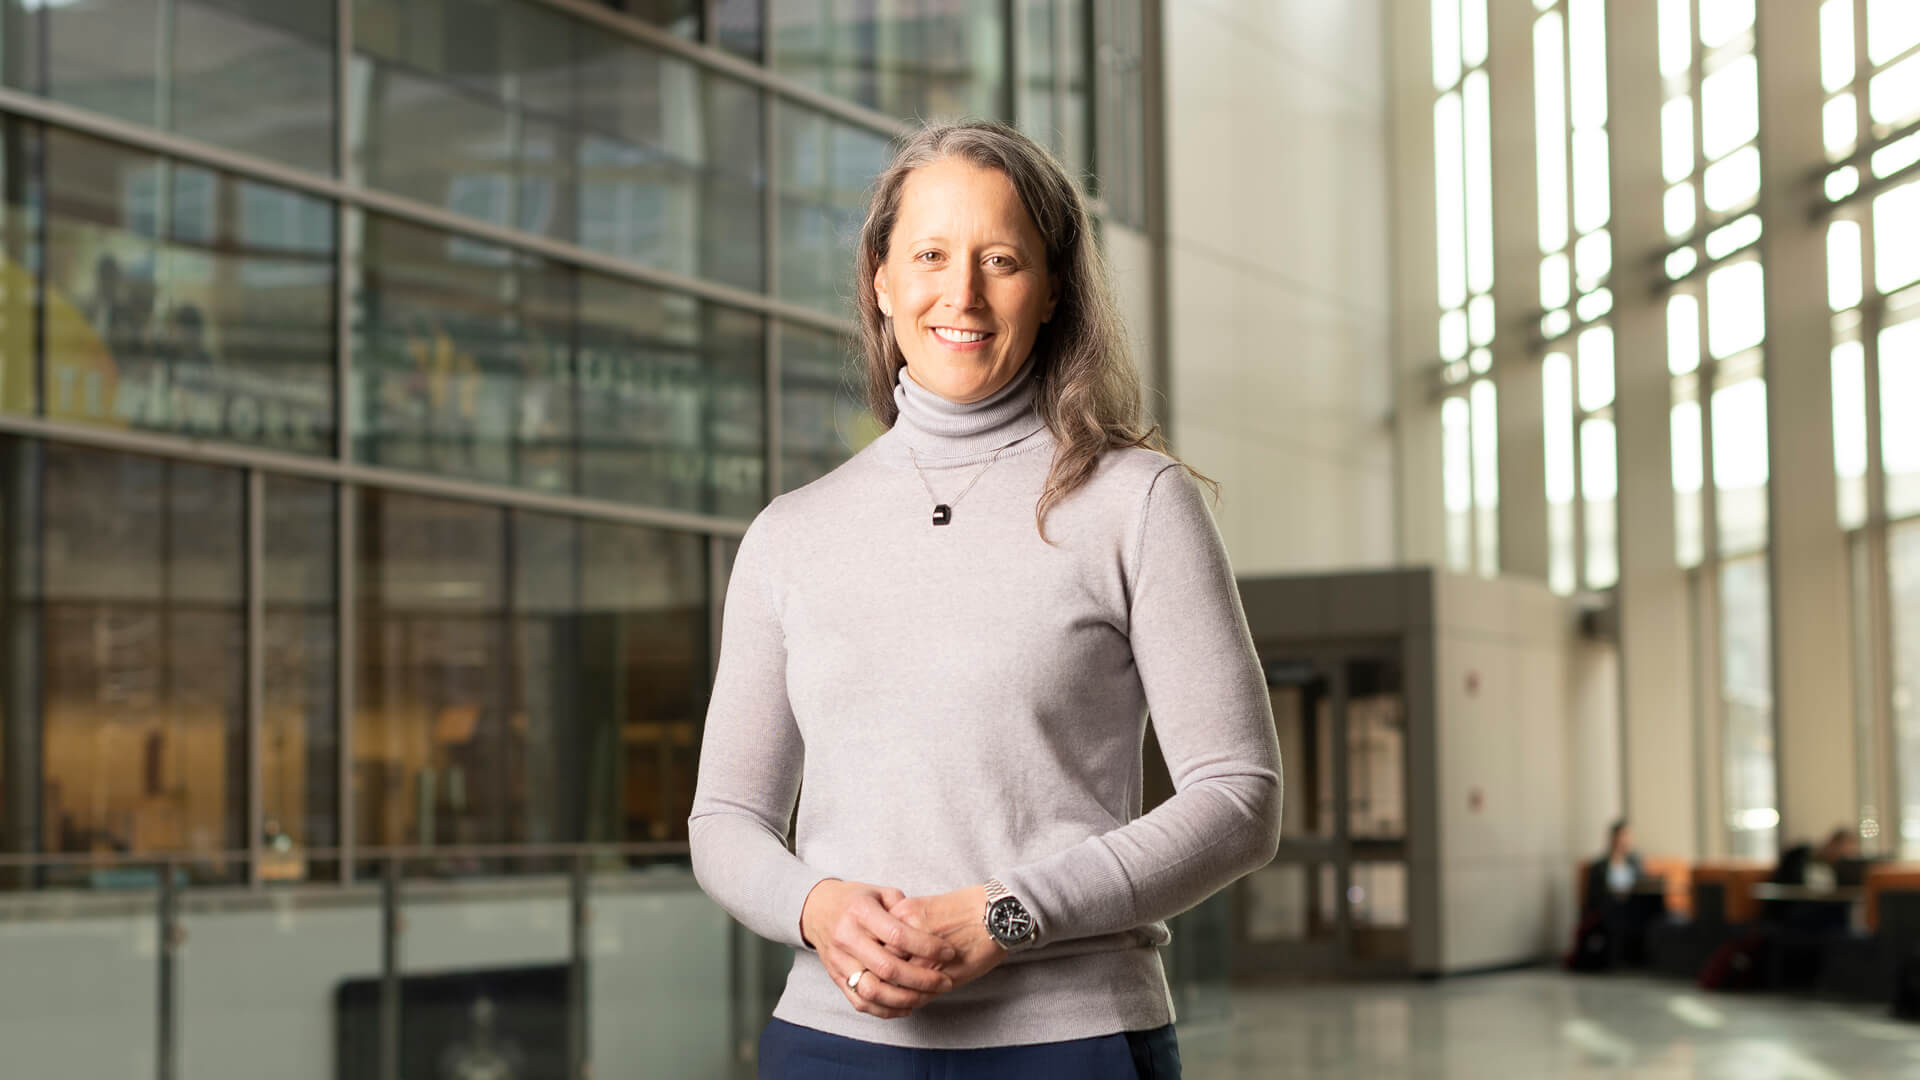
[157,858,178,1080]
[379,857,400,1080]
[569,852,590,1079]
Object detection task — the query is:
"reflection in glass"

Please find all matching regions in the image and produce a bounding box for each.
[1720,554,1777,859]
[781,325,874,493]
[576,275,766,519]
[777,103,894,317]
[262,476,337,881]
[354,215,575,492]
[22,127,337,453]
[11,0,334,172]
[773,1,1007,122]
[29,443,246,884]
[353,0,763,292]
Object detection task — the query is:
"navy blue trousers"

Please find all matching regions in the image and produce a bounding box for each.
[758,1018,1181,1079]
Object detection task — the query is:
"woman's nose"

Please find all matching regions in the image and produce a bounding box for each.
[941,264,984,311]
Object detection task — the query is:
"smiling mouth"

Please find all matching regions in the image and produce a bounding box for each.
[932,327,993,344]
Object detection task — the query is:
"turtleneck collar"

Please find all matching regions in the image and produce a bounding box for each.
[890,356,1047,461]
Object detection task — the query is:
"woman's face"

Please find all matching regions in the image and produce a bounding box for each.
[874,157,1057,404]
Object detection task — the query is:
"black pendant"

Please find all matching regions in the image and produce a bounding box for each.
[932,504,952,526]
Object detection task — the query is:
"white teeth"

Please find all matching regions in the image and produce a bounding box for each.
[933,327,988,343]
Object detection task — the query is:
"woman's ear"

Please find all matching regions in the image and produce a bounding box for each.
[874,264,892,318]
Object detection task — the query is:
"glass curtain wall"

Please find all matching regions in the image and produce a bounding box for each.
[1535,0,1618,597]
[1821,0,1920,855]
[0,0,1108,885]
[1432,0,1500,578]
[1655,0,1778,859]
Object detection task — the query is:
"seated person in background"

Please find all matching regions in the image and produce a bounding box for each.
[1767,827,1860,932]
[1583,820,1642,918]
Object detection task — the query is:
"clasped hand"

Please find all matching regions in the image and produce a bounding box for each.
[798,880,1010,1019]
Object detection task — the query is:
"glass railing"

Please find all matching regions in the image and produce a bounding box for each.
[0,845,1232,1079]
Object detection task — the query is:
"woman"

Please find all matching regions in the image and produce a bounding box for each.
[689,119,1281,1078]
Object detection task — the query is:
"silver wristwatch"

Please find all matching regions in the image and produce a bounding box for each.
[983,878,1037,949]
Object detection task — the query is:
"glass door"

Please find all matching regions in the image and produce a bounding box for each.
[1232,648,1409,978]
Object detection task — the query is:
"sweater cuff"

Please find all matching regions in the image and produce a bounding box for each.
[992,838,1136,946]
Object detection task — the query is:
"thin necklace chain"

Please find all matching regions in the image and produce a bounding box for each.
[908,444,1011,512]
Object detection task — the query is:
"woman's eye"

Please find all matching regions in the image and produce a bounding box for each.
[915,250,942,263]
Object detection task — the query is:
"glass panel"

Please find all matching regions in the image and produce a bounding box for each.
[1468,295,1495,347]
[1569,0,1608,128]
[781,325,874,493]
[37,445,246,883]
[714,0,763,61]
[1868,0,1920,67]
[1703,144,1762,212]
[1534,14,1570,253]
[1016,0,1058,149]
[1874,180,1920,295]
[1433,0,1462,90]
[1577,288,1614,323]
[1884,318,1920,517]
[1713,376,1770,555]
[353,2,764,291]
[1572,129,1611,235]
[613,0,703,38]
[1582,418,1619,588]
[1443,396,1473,572]
[1870,52,1920,128]
[1243,862,1338,945]
[34,128,336,453]
[1435,92,1468,310]
[777,102,894,318]
[773,0,1007,121]
[1,891,159,1069]
[1667,181,1698,237]
[1699,0,1756,50]
[1852,536,1884,852]
[9,0,333,172]
[1461,0,1489,69]
[1347,657,1406,840]
[1706,259,1766,359]
[1269,673,1334,841]
[1542,252,1572,311]
[1673,396,1706,567]
[1575,228,1612,290]
[1471,380,1500,576]
[1464,70,1495,295]
[1832,341,1870,529]
[1659,0,1694,77]
[575,274,766,519]
[1827,92,1860,160]
[178,860,376,1073]
[1440,309,1469,361]
[1705,213,1762,260]
[1721,554,1778,859]
[1829,165,1863,201]
[1578,325,1615,411]
[1702,54,1760,161]
[1668,247,1701,279]
[1872,131,1920,178]
[1830,219,1865,310]
[1823,0,1857,93]
[263,476,338,880]
[394,868,571,1072]
[1889,520,1920,855]
[1663,96,1695,184]
[1545,352,1577,595]
[589,875,736,1073]
[352,215,575,493]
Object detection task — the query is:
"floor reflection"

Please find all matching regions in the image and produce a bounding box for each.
[1179,970,1919,1079]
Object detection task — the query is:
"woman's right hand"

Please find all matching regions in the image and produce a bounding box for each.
[800,879,958,1019]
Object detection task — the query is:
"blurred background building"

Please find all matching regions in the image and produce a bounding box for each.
[0,0,1918,1076]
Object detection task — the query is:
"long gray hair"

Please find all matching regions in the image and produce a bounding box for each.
[854,120,1195,538]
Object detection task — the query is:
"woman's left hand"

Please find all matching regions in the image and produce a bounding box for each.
[888,885,1008,992]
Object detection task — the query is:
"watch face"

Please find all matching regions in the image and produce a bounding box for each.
[987,896,1034,944]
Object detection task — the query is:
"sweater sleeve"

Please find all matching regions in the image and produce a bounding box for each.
[993,464,1282,944]
[687,509,826,950]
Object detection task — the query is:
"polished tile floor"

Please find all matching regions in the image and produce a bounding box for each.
[1178,971,1920,1079]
